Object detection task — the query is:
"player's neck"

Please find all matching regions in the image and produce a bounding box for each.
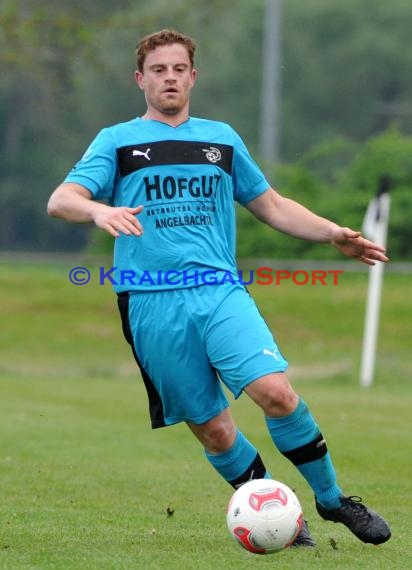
[141,108,190,128]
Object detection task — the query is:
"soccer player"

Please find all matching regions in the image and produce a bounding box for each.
[47,29,391,547]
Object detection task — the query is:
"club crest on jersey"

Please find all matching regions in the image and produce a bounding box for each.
[202,146,221,163]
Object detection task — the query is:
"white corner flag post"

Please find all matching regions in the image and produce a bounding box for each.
[360,177,392,388]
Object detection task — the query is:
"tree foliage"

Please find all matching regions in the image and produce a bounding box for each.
[236,127,412,260]
[280,0,412,158]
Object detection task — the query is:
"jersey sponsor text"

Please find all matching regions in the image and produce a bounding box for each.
[144,174,221,201]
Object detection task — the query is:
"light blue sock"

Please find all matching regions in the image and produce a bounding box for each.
[266,398,343,509]
[205,430,271,489]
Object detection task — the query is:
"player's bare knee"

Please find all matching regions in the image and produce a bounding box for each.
[205,420,236,453]
[263,385,298,417]
[188,414,236,453]
[245,373,298,417]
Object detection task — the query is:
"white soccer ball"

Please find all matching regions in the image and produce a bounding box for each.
[226,479,303,554]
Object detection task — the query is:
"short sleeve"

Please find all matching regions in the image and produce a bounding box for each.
[64,128,117,203]
[231,130,270,205]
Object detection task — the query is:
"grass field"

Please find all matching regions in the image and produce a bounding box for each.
[0,261,411,569]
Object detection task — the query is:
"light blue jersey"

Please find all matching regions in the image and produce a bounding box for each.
[65,117,270,292]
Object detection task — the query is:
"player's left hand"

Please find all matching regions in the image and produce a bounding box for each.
[330,227,389,265]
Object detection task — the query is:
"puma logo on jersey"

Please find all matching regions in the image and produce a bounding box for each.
[133,148,151,160]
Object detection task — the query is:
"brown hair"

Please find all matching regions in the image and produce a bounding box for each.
[136,29,197,72]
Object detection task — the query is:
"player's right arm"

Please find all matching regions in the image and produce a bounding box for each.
[47,182,144,238]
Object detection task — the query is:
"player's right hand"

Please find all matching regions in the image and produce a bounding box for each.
[93,205,144,237]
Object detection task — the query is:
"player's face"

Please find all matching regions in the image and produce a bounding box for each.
[135,43,197,120]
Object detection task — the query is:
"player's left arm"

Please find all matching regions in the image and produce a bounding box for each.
[245,188,389,266]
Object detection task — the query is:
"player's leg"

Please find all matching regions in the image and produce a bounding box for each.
[205,284,390,545]
[202,284,341,508]
[195,284,315,546]
[188,408,315,548]
[187,408,271,488]
[245,373,391,545]
[119,288,268,485]
[245,373,344,510]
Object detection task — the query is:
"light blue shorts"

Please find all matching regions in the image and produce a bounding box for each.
[118,282,288,428]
